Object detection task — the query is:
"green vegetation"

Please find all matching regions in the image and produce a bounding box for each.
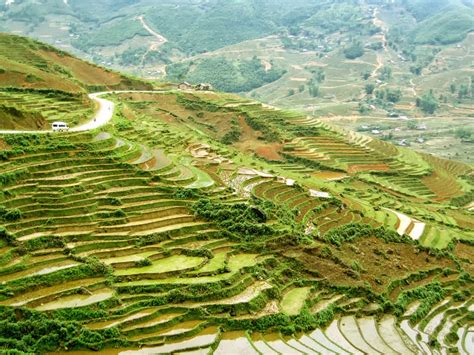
[0,306,123,353]
[0,9,472,354]
[343,42,364,60]
[416,91,438,114]
[168,56,286,93]
[412,9,474,45]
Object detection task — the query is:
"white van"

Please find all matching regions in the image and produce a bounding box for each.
[52,121,69,132]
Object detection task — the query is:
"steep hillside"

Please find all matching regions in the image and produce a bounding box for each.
[0,33,152,130]
[0,33,151,92]
[0,36,473,353]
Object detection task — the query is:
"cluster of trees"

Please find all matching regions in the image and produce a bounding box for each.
[304,2,377,36]
[225,304,336,336]
[379,66,392,81]
[244,113,282,142]
[0,306,122,353]
[220,124,241,145]
[375,88,402,103]
[454,127,474,141]
[168,56,286,93]
[394,282,446,323]
[118,44,172,66]
[324,223,409,246]
[416,91,438,114]
[0,206,22,222]
[74,19,149,51]
[308,68,325,97]
[450,81,473,100]
[192,198,273,241]
[343,41,364,59]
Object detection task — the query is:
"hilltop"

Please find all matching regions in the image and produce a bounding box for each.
[0,35,473,354]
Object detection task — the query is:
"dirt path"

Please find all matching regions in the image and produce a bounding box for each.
[371,8,388,79]
[136,15,168,68]
[137,15,167,48]
[409,79,418,97]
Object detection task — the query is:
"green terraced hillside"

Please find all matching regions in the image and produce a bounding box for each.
[0,34,473,354]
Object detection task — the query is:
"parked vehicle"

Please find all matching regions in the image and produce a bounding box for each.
[52,121,69,132]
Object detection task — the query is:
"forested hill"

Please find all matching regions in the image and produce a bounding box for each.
[1,0,472,72]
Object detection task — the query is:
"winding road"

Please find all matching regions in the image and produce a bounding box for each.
[0,91,164,135]
[0,92,115,135]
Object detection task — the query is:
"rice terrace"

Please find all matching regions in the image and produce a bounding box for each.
[0,0,473,354]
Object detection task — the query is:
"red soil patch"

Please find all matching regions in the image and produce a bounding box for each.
[42,51,122,86]
[422,171,463,200]
[347,164,390,173]
[313,171,347,180]
[284,237,457,294]
[454,243,474,275]
[255,144,283,161]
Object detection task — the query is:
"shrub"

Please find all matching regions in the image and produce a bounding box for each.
[365,83,375,95]
[173,188,202,199]
[343,42,364,59]
[0,227,15,245]
[324,223,409,246]
[4,208,22,222]
[111,209,126,218]
[0,306,121,353]
[416,91,438,114]
[108,198,122,206]
[135,258,152,267]
[221,127,241,144]
[192,198,272,241]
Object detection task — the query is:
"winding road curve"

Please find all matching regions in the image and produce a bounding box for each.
[0,91,163,135]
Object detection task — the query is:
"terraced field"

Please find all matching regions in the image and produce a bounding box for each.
[0,89,93,130]
[0,88,472,353]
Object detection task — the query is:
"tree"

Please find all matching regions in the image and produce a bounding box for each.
[417,92,438,114]
[385,88,402,103]
[308,84,319,97]
[454,127,473,140]
[449,83,456,94]
[407,120,417,130]
[379,66,392,81]
[288,89,295,96]
[365,83,375,95]
[343,42,364,59]
[458,84,469,99]
[358,103,369,114]
[298,84,305,93]
[375,90,385,100]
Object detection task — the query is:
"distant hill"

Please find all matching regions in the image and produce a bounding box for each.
[411,7,474,45]
[398,0,474,45]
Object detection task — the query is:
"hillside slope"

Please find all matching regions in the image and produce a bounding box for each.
[0,33,152,130]
[0,36,473,354]
[0,33,151,93]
